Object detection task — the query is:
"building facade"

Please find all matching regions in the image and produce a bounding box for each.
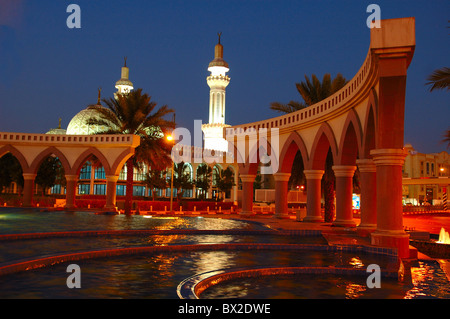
[403,143,450,205]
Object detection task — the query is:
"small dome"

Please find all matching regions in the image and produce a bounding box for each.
[46,128,67,135]
[66,105,110,135]
[46,118,67,134]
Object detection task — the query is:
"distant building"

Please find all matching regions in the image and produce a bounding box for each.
[402,143,450,205]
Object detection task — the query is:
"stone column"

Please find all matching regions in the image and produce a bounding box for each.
[303,170,324,222]
[370,149,409,258]
[233,171,239,205]
[105,175,119,211]
[65,175,78,209]
[273,172,291,219]
[89,165,95,195]
[356,159,377,231]
[240,174,256,216]
[332,165,357,227]
[22,173,36,207]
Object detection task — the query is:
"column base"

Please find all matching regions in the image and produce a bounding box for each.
[332,219,357,227]
[303,216,324,223]
[356,224,377,237]
[239,211,254,217]
[103,205,118,212]
[357,223,377,230]
[371,230,410,259]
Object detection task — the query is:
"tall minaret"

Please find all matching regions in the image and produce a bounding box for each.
[202,33,231,152]
[114,57,134,98]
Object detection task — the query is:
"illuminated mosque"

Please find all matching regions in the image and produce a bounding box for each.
[44,35,239,201]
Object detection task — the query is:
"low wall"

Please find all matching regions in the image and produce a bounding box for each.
[409,240,450,258]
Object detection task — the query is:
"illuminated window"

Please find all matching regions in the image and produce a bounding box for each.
[94,184,106,195]
[78,184,90,194]
[95,167,105,179]
[79,163,91,179]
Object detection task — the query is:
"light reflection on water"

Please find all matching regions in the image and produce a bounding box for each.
[0,208,449,299]
[0,208,261,234]
[0,250,403,299]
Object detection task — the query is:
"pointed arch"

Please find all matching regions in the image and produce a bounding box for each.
[308,122,338,170]
[337,109,363,165]
[362,88,378,158]
[71,147,111,176]
[278,132,309,174]
[29,146,71,175]
[0,145,29,173]
[111,148,136,176]
[245,135,280,175]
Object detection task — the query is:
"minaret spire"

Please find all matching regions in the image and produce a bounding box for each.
[115,57,133,98]
[202,33,231,152]
[97,87,102,105]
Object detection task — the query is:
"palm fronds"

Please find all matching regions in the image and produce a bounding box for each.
[426,67,450,92]
[271,73,347,114]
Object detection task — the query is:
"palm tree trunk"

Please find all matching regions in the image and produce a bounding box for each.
[125,157,134,215]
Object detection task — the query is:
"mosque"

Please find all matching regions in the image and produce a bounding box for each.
[44,35,241,203]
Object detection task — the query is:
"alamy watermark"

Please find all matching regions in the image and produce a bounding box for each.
[366,4,381,29]
[65,4,380,30]
[366,264,381,288]
[66,264,81,288]
[66,4,81,29]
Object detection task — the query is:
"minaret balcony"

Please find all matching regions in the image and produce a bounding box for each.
[207,75,230,88]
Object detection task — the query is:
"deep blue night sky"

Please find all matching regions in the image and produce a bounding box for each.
[0,0,448,153]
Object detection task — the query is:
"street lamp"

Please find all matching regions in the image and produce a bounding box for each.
[167,134,175,213]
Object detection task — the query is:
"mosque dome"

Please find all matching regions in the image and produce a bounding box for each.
[66,104,110,135]
[46,118,67,135]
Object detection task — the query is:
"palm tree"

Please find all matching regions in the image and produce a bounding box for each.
[145,169,167,200]
[216,167,235,200]
[426,67,450,148]
[169,161,194,202]
[87,88,175,214]
[426,67,450,92]
[270,73,347,113]
[35,156,63,196]
[195,164,212,199]
[443,130,450,149]
[270,73,347,222]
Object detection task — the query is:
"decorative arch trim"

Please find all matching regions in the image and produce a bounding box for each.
[278,132,309,174]
[337,109,363,165]
[361,88,378,158]
[308,122,338,170]
[71,147,112,176]
[111,148,136,176]
[29,146,72,175]
[0,145,30,173]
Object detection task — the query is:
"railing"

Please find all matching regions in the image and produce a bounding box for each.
[0,132,138,145]
[403,205,448,214]
[229,49,375,133]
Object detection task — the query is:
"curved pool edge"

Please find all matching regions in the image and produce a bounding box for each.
[177,265,401,299]
[0,242,401,277]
